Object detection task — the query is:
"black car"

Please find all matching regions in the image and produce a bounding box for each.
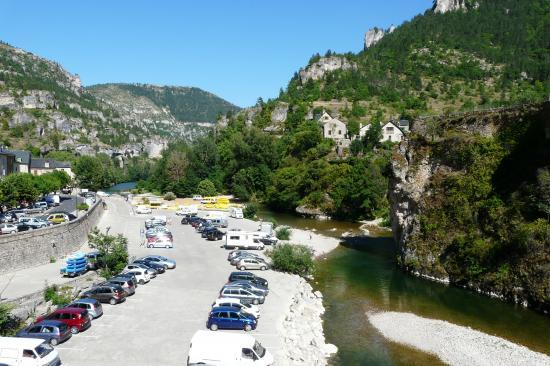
[228,271,269,288]
[180,214,197,225]
[206,228,225,241]
[201,226,218,238]
[133,260,166,274]
[16,223,32,232]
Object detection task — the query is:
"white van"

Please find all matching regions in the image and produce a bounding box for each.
[188,330,273,366]
[229,207,244,219]
[176,205,198,216]
[257,222,273,236]
[224,231,265,250]
[0,337,62,366]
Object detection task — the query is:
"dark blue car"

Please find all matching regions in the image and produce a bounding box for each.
[207,306,257,331]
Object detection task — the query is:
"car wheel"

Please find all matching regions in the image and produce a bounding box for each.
[253,299,259,305]
[261,266,267,271]
[210,323,218,331]
[10,231,15,234]
[148,244,153,248]
[240,266,246,271]
[70,326,79,335]
[165,245,170,249]
[109,298,117,305]
[139,279,144,285]
[244,324,252,332]
[49,338,58,346]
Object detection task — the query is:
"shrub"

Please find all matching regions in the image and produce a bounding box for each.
[243,202,259,219]
[267,244,315,277]
[49,256,56,263]
[44,284,73,306]
[197,179,217,197]
[77,203,89,211]
[0,303,20,336]
[88,228,129,279]
[164,191,176,201]
[276,226,291,240]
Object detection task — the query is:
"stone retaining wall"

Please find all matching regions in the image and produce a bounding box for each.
[0,200,104,274]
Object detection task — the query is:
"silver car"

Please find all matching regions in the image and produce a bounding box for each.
[219,287,265,305]
[65,298,104,319]
[229,253,263,266]
[235,257,269,271]
[226,280,269,296]
[139,255,176,269]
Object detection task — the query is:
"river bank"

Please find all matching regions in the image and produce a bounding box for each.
[367,311,550,366]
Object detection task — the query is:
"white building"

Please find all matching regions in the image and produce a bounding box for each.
[318,112,347,140]
[359,120,410,142]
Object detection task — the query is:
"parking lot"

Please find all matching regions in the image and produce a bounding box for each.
[56,196,294,365]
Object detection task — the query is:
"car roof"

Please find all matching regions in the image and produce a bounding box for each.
[0,337,45,348]
[71,298,99,305]
[211,306,242,313]
[35,319,65,327]
[53,307,84,314]
[216,298,242,304]
[231,271,254,276]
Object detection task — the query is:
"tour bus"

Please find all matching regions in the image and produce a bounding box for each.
[187,330,273,366]
[0,337,62,366]
[224,231,265,250]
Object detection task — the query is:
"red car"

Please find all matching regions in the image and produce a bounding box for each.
[36,308,91,334]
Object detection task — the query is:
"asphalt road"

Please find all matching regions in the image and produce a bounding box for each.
[56,196,293,366]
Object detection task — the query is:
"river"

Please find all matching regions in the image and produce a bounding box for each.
[105,181,137,193]
[257,209,550,365]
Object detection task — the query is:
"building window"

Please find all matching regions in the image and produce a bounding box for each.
[388,135,392,142]
[386,127,394,133]
[338,130,342,135]
[328,130,331,135]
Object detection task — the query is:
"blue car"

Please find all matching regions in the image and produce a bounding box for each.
[207,306,257,331]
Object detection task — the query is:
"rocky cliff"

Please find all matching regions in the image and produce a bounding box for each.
[299,56,356,84]
[433,0,478,13]
[0,42,237,157]
[389,102,550,311]
[364,26,396,49]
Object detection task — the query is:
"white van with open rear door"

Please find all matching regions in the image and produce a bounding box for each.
[0,337,62,366]
[229,207,244,219]
[187,330,273,366]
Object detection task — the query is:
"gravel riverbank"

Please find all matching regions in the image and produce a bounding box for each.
[367,311,550,366]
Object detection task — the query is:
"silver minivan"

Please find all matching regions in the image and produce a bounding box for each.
[219,287,265,305]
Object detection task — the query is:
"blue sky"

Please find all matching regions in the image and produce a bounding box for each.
[0,0,432,107]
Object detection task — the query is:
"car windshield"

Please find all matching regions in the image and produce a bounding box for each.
[35,342,54,358]
[253,341,266,358]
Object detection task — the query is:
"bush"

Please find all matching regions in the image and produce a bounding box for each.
[88,228,129,278]
[0,303,20,336]
[77,203,89,211]
[243,202,259,219]
[276,226,291,240]
[164,192,176,201]
[267,244,315,276]
[197,179,217,197]
[44,284,73,306]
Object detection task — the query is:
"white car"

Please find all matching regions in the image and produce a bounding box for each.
[135,206,152,214]
[213,297,261,319]
[124,269,151,285]
[147,236,173,249]
[0,223,18,234]
[235,258,269,271]
[192,195,203,201]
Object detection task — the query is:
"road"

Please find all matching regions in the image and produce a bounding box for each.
[56,196,294,365]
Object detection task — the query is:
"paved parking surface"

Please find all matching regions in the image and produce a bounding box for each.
[57,196,293,365]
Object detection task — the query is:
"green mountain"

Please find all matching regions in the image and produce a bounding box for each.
[88,83,239,123]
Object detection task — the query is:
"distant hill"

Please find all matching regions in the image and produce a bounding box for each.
[88,83,239,123]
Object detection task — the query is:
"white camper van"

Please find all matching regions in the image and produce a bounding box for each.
[229,207,244,219]
[176,205,199,216]
[0,337,62,366]
[224,231,265,250]
[187,330,273,366]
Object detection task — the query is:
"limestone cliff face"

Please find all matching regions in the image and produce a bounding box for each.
[299,56,356,84]
[433,0,478,13]
[364,26,395,49]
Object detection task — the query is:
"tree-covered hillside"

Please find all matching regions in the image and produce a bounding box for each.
[88,83,239,123]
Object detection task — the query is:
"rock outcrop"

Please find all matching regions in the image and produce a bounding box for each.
[299,56,356,84]
[364,26,395,49]
[433,0,478,13]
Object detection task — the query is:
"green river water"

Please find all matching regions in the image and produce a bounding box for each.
[257,209,550,365]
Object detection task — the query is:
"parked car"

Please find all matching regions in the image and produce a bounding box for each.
[104,278,136,296]
[219,287,265,305]
[116,272,139,287]
[65,298,104,319]
[123,269,151,285]
[46,213,68,225]
[81,284,127,305]
[213,297,261,319]
[33,201,49,211]
[146,236,174,249]
[0,337,62,366]
[85,251,105,270]
[201,226,218,238]
[207,306,257,332]
[229,253,264,266]
[18,217,51,229]
[190,218,207,228]
[145,218,166,229]
[206,228,225,241]
[0,223,18,234]
[229,271,269,288]
[0,212,16,223]
[235,258,269,271]
[192,195,203,201]
[138,255,176,269]
[36,308,91,334]
[133,259,166,274]
[16,320,72,346]
[229,207,244,219]
[123,264,157,277]
[225,281,269,296]
[135,205,152,214]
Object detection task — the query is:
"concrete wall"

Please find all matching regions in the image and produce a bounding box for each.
[0,200,105,274]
